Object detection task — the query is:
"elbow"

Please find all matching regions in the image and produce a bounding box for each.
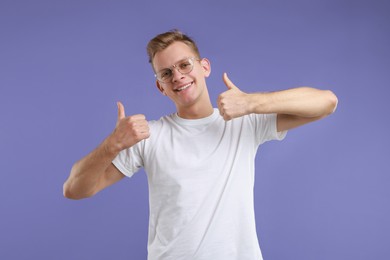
[301,87,338,117]
[314,89,338,117]
[63,171,80,200]
[326,90,338,115]
[63,181,93,200]
[63,182,79,200]
[63,164,96,200]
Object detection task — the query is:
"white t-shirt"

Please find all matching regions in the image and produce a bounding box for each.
[112,109,286,260]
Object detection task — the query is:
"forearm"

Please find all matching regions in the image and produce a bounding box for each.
[63,102,150,200]
[63,136,118,200]
[247,87,338,118]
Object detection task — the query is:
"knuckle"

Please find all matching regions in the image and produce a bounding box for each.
[134,114,146,120]
[134,132,143,140]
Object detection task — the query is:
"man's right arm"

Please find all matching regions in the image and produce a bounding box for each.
[63,102,150,200]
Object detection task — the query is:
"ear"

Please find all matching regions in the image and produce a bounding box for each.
[200,58,211,78]
[156,81,166,95]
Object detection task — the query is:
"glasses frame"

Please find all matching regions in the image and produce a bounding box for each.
[154,57,201,83]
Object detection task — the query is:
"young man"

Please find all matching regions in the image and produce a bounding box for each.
[64,30,338,259]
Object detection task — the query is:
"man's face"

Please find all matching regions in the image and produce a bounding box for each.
[152,41,211,110]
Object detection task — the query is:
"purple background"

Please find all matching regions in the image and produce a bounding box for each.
[1,0,389,259]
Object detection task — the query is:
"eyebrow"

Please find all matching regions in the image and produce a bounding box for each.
[156,57,190,73]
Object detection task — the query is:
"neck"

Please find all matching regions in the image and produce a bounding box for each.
[176,102,214,119]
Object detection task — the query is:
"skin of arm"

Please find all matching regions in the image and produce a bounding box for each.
[217,73,338,131]
[63,102,150,200]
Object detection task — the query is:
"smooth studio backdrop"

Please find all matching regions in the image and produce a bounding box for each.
[1,0,389,259]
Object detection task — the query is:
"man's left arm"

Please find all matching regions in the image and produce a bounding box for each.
[217,73,338,132]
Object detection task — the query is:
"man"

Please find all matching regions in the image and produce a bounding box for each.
[63,30,338,259]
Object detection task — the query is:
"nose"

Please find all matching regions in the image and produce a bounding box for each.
[171,67,185,82]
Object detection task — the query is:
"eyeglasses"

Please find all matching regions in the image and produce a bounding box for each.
[155,57,200,83]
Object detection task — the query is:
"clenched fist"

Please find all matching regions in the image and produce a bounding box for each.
[108,101,150,153]
[217,73,251,121]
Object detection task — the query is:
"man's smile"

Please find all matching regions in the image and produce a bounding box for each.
[174,82,193,92]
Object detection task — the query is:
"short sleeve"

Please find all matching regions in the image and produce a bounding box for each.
[249,113,287,145]
[112,142,144,178]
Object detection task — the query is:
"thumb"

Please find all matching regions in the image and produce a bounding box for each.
[223,72,237,90]
[117,101,125,121]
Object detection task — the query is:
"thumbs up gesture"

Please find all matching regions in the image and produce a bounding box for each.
[109,102,150,153]
[217,73,250,121]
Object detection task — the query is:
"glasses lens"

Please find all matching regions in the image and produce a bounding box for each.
[156,58,195,83]
[158,70,172,82]
[178,58,194,74]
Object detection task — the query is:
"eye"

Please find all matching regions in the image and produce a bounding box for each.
[179,61,191,69]
[160,69,172,80]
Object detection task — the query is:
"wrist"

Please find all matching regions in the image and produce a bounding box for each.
[102,134,122,157]
[247,92,263,114]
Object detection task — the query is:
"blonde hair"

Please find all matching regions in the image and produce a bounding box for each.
[146,29,201,64]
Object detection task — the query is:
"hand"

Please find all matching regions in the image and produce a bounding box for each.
[217,73,250,121]
[108,102,150,153]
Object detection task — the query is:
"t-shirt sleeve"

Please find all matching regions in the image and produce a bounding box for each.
[250,113,287,145]
[112,142,144,178]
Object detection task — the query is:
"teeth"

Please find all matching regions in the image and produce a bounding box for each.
[177,82,192,91]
